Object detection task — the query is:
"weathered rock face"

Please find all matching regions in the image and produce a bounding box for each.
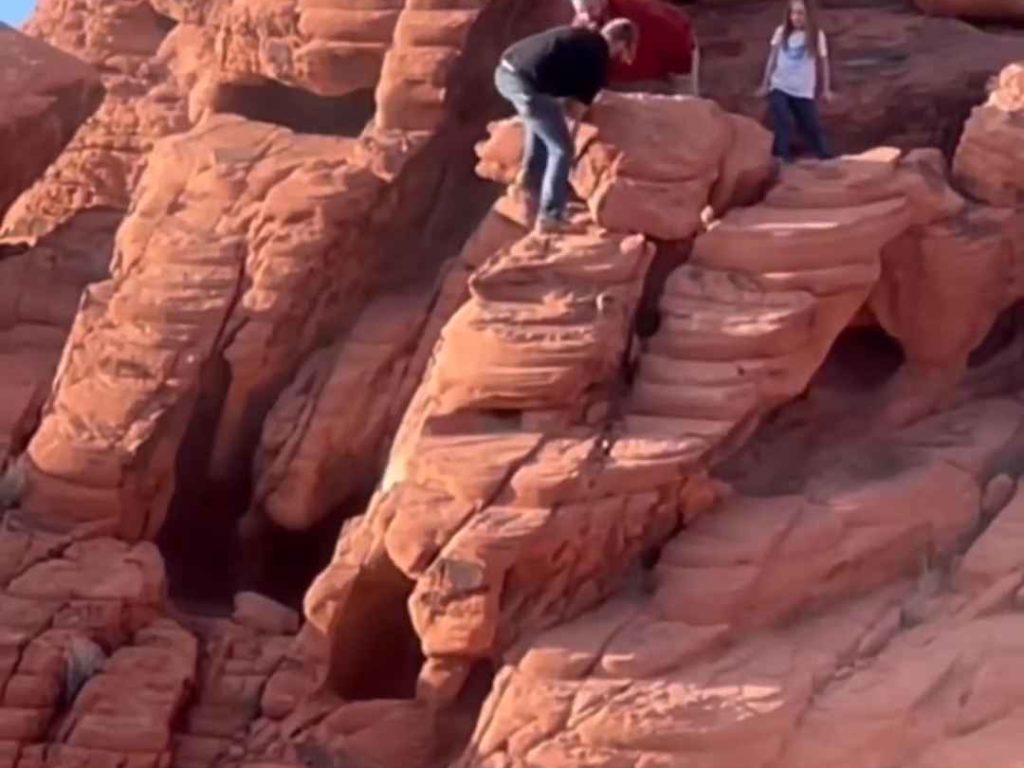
[0,28,105,469]
[914,0,1024,22]
[0,25,103,223]
[8,0,1024,767]
[18,0,558,551]
[3,0,186,239]
[0,212,116,468]
[955,63,1024,207]
[458,396,1024,768]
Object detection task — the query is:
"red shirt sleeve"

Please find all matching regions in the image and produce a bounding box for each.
[607,0,695,81]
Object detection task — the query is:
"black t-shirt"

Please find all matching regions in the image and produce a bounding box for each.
[502,26,611,105]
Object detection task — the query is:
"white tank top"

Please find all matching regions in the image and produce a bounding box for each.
[770,26,828,99]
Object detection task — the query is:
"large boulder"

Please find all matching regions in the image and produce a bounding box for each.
[954,62,1024,206]
[476,92,774,240]
[3,0,186,239]
[0,24,103,223]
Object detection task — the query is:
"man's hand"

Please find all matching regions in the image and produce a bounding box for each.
[822,88,837,103]
[755,85,770,98]
[565,100,589,122]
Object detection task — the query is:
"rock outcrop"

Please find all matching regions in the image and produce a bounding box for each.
[457,396,1024,768]
[954,62,1024,207]
[0,24,103,223]
[914,0,1024,22]
[3,0,186,239]
[7,1,1024,767]
[0,28,105,469]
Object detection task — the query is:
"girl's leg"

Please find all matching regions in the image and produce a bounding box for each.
[769,89,795,162]
[792,97,832,159]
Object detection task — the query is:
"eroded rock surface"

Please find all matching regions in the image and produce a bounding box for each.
[6,2,1024,768]
[0,25,103,223]
[3,0,187,239]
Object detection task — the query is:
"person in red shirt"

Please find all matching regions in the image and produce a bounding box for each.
[572,0,700,95]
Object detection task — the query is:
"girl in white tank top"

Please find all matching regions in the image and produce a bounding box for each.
[756,0,836,161]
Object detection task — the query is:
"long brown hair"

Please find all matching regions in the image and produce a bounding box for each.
[781,0,820,57]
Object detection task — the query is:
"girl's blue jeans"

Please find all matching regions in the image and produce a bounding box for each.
[770,88,832,162]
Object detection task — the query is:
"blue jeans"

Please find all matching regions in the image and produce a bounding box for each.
[770,89,831,162]
[494,64,572,220]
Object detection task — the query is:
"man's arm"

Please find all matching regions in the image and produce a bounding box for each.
[566,99,589,147]
[565,99,589,122]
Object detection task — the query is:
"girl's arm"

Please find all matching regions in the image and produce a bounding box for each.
[690,38,701,96]
[757,45,779,94]
[819,32,835,99]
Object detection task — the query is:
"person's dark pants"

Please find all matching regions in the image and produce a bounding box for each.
[769,88,832,162]
[494,64,572,221]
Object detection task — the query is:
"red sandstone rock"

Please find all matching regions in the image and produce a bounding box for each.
[457,396,1024,768]
[6,4,1024,768]
[0,211,116,467]
[955,63,1024,206]
[915,0,1024,22]
[4,0,186,239]
[0,26,103,223]
[476,92,774,240]
[22,115,417,539]
[233,592,300,635]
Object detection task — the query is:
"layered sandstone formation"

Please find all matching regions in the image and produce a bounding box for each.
[0,27,104,468]
[3,0,186,239]
[6,1,1024,767]
[0,25,103,222]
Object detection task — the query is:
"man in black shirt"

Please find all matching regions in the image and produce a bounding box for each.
[495,19,639,234]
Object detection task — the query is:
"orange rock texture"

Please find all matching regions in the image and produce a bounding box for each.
[3,2,1024,768]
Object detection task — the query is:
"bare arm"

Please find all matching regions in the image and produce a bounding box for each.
[758,45,779,93]
[566,99,589,149]
[690,39,701,96]
[817,30,835,99]
[820,53,833,97]
[565,99,588,122]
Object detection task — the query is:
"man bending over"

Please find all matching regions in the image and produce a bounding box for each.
[495,19,639,234]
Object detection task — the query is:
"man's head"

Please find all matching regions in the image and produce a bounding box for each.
[572,0,609,23]
[601,18,639,65]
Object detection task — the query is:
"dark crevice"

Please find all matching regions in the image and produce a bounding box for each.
[211,80,376,137]
[158,355,240,606]
[326,554,424,701]
[969,299,1024,368]
[242,488,377,610]
[154,11,178,34]
[635,239,693,339]
[811,323,906,394]
[716,322,907,495]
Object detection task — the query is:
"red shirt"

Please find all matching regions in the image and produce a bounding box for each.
[586,0,696,82]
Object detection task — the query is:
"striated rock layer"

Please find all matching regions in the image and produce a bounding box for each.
[0,27,105,469]
[3,0,187,239]
[0,25,103,223]
[7,2,1024,768]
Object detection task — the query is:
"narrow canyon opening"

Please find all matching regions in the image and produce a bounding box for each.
[325,553,424,701]
[211,80,376,137]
